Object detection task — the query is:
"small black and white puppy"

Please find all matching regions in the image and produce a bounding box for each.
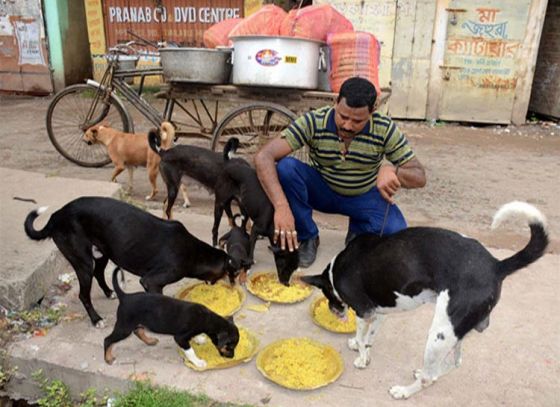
[24,197,239,327]
[218,214,253,284]
[104,266,239,368]
[302,201,548,399]
[212,144,299,286]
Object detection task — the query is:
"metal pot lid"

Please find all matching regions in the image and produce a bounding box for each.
[229,35,325,46]
[159,47,232,53]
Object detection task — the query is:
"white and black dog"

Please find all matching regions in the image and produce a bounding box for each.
[302,201,548,399]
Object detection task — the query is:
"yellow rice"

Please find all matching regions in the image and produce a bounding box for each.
[312,296,356,333]
[257,338,343,390]
[178,282,243,316]
[247,272,313,303]
[184,327,257,370]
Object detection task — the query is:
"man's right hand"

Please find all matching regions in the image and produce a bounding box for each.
[255,138,299,252]
[273,204,298,252]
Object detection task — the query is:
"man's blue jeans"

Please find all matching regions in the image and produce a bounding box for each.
[277,157,407,241]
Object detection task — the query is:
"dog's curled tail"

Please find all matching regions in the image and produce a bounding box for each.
[223,137,240,161]
[148,128,161,154]
[112,266,126,300]
[160,121,175,143]
[24,206,51,240]
[492,201,549,279]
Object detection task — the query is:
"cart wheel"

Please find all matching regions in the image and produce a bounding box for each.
[211,102,299,160]
[46,84,132,167]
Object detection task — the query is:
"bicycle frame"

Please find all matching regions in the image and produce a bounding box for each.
[82,54,164,133]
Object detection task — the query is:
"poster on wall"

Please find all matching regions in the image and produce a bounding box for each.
[13,19,45,65]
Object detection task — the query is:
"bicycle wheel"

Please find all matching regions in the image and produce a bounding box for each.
[211,102,298,161]
[46,83,132,167]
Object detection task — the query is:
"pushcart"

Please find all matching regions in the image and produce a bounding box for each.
[46,42,390,167]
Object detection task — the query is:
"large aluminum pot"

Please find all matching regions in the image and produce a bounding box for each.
[230,36,323,89]
[159,47,232,84]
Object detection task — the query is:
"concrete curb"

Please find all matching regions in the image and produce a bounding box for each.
[0,167,121,311]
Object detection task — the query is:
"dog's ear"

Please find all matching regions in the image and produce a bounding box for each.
[86,127,98,139]
[300,274,328,290]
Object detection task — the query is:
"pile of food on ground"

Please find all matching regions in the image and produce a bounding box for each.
[176,281,245,316]
[256,337,344,390]
[311,296,356,333]
[246,271,313,303]
[181,327,259,371]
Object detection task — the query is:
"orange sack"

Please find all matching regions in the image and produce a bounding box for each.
[279,4,353,42]
[327,31,381,95]
[203,18,242,48]
[229,5,287,37]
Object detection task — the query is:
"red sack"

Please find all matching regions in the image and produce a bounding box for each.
[203,18,242,48]
[228,5,287,37]
[327,31,381,95]
[280,5,353,42]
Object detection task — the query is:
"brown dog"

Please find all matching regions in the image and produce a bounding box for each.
[83,122,190,205]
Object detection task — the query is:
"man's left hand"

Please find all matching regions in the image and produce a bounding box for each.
[377,165,401,203]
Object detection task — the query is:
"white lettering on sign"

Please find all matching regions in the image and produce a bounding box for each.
[174,7,197,23]
[108,6,239,24]
[198,7,240,23]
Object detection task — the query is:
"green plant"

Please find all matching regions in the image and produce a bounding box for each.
[18,307,64,326]
[79,387,107,407]
[0,350,16,390]
[32,370,73,407]
[112,381,254,407]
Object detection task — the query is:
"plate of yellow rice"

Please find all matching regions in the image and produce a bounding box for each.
[256,337,343,390]
[176,281,245,316]
[246,271,313,303]
[180,327,259,371]
[310,296,356,333]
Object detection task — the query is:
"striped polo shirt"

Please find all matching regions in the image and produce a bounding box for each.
[281,106,415,196]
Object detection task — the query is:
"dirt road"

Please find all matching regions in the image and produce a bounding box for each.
[1,95,558,252]
[1,95,559,406]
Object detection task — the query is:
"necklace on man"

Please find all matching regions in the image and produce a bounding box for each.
[339,138,349,161]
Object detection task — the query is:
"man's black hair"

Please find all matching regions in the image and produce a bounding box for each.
[337,77,377,112]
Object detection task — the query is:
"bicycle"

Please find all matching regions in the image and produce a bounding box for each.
[46,41,165,167]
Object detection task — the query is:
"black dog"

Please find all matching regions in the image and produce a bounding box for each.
[212,147,299,286]
[302,201,548,399]
[104,266,239,368]
[218,214,252,284]
[148,130,243,220]
[24,197,239,327]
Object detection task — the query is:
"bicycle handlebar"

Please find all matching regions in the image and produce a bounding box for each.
[108,41,138,55]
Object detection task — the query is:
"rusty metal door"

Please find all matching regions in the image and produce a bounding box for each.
[437,0,532,123]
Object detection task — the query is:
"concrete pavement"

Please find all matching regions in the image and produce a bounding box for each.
[1,168,559,406]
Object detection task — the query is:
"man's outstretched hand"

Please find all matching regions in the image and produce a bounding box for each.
[273,204,299,252]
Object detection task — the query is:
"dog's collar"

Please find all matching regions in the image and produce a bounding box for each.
[327,255,344,305]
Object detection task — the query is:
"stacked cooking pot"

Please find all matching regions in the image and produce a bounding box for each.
[159,36,326,90]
